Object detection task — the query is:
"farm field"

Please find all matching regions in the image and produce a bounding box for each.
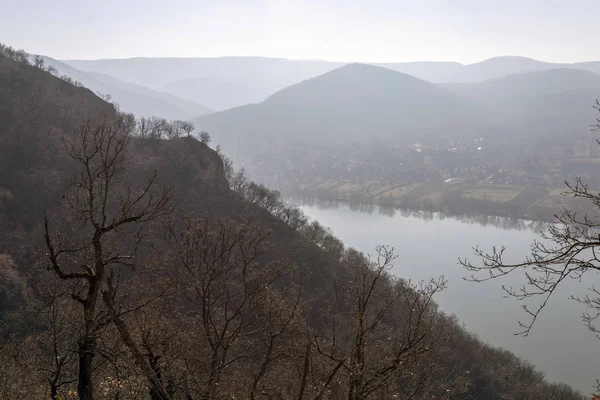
[462,185,524,202]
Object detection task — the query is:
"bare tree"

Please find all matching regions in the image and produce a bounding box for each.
[459,107,600,392]
[0,43,29,64]
[229,168,249,195]
[34,297,80,400]
[460,180,600,336]
[137,116,152,139]
[310,246,447,400]
[102,275,175,400]
[0,290,80,400]
[166,215,302,399]
[181,121,195,138]
[43,116,175,400]
[95,91,112,103]
[150,117,169,140]
[199,131,211,145]
[459,104,600,340]
[45,65,59,76]
[118,112,137,136]
[169,120,186,139]
[34,55,45,69]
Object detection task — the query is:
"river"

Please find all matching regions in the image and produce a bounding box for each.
[298,200,600,394]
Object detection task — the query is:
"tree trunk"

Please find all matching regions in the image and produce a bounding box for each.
[103,288,171,400]
[77,335,95,400]
[76,236,103,400]
[296,342,311,400]
[149,354,165,400]
[207,350,220,399]
[347,384,358,400]
[50,384,58,400]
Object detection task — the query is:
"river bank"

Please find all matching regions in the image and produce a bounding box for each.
[286,178,596,223]
[297,199,598,394]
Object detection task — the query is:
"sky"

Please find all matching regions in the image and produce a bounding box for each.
[1,0,600,64]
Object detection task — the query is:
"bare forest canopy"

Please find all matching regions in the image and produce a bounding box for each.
[0,42,589,399]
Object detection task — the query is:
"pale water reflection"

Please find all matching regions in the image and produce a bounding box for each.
[297,200,600,394]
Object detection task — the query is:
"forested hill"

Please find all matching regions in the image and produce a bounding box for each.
[0,44,587,399]
[195,63,490,147]
[0,46,341,304]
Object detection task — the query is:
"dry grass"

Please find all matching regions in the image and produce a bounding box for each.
[462,185,524,202]
[314,179,341,189]
[533,189,568,208]
[375,183,422,200]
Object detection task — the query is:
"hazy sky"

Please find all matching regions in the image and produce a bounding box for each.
[2,0,599,63]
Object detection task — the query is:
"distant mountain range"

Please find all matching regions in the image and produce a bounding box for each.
[186,62,600,190]
[442,68,600,134]
[189,64,511,182]
[63,57,340,111]
[49,54,600,179]
[52,54,600,153]
[62,55,600,111]
[383,56,600,83]
[194,63,490,149]
[40,57,212,120]
[390,56,560,83]
[194,63,600,149]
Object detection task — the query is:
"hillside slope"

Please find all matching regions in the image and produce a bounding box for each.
[40,56,211,119]
[85,70,213,116]
[0,47,587,399]
[443,68,600,134]
[0,55,338,291]
[444,68,600,100]
[0,54,115,237]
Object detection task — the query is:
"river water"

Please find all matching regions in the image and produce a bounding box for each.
[298,200,600,394]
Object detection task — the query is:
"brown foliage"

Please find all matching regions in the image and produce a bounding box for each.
[0,42,588,400]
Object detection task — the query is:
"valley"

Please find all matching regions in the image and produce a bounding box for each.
[3,10,600,396]
[48,54,600,223]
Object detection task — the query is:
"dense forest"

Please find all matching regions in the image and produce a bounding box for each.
[0,43,589,399]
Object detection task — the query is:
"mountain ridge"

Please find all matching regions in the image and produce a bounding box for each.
[83,70,213,116]
[40,56,212,119]
[192,62,498,186]
[441,68,600,134]
[195,62,490,148]
[61,55,600,110]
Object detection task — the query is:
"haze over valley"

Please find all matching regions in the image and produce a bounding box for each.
[4,1,600,398]
[38,53,600,221]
